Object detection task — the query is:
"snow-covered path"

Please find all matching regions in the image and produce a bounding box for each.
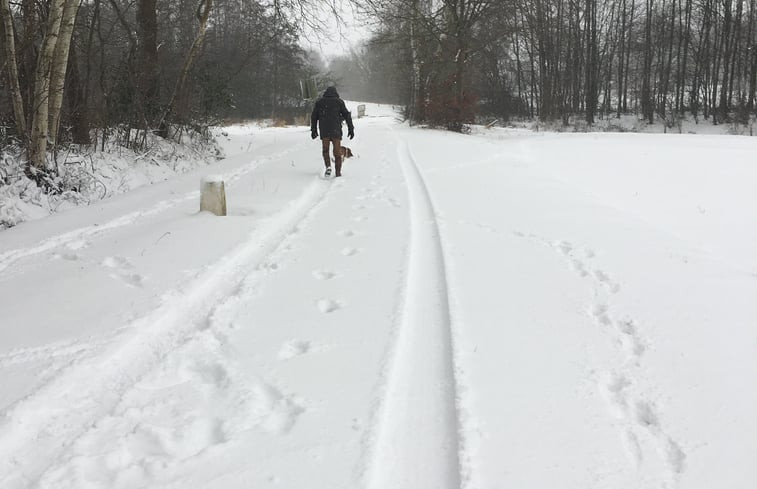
[1,105,756,489]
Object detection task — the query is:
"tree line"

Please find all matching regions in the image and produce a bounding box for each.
[3,0,755,177]
[1,0,328,179]
[341,0,756,130]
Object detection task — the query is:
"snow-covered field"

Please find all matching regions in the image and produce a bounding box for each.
[1,103,755,489]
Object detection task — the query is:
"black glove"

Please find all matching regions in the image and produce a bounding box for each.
[348,129,354,140]
[311,130,318,140]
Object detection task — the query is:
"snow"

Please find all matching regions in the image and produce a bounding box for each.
[1,103,756,489]
[0,134,220,230]
[201,174,225,184]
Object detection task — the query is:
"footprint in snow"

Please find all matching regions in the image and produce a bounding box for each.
[341,247,359,257]
[102,256,131,269]
[114,273,144,288]
[250,382,305,434]
[622,430,643,467]
[589,303,612,326]
[634,400,659,429]
[352,216,367,223]
[338,229,356,237]
[278,340,312,360]
[594,269,621,293]
[616,319,646,359]
[554,240,573,255]
[316,299,340,313]
[102,256,145,288]
[569,258,590,277]
[312,270,337,280]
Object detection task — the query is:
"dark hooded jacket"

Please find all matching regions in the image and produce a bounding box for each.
[311,87,354,140]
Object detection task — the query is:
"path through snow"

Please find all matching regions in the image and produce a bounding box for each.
[1,105,756,488]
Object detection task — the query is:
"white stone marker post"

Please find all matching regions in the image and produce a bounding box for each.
[200,175,227,216]
[357,104,366,118]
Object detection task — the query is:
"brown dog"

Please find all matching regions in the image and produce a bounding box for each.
[332,145,354,163]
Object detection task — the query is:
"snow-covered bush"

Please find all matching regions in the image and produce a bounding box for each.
[0,132,222,230]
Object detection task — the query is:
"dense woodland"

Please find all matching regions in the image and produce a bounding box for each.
[1,0,329,176]
[2,0,756,179]
[338,0,757,131]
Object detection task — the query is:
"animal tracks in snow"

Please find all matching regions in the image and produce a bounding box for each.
[102,255,145,288]
[511,231,686,481]
[600,370,687,476]
[551,239,621,294]
[555,238,685,481]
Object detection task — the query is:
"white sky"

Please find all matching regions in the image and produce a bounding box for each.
[300,0,372,62]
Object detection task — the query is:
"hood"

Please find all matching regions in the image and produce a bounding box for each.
[323,86,339,98]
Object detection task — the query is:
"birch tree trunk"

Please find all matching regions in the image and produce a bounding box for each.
[29,0,66,172]
[408,0,421,123]
[1,0,27,141]
[748,0,756,109]
[158,0,213,135]
[48,0,81,146]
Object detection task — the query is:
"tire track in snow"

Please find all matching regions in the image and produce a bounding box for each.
[0,176,335,489]
[365,137,461,489]
[0,145,301,274]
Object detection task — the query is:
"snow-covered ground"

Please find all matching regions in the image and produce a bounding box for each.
[1,103,755,489]
[1,134,221,229]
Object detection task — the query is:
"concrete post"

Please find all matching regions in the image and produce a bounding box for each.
[357,104,366,118]
[200,176,227,216]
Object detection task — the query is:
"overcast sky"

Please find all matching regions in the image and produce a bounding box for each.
[300,1,371,62]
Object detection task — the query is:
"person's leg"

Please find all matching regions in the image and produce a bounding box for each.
[332,138,343,176]
[321,138,332,169]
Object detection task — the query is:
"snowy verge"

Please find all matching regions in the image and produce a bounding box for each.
[0,133,222,230]
[476,112,757,136]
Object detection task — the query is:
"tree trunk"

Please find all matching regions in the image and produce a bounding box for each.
[617,0,627,117]
[67,43,91,144]
[584,0,598,124]
[48,0,81,146]
[1,0,27,141]
[136,0,160,123]
[159,0,214,136]
[623,0,635,112]
[28,0,66,173]
[718,0,733,113]
[748,0,756,109]
[642,0,654,123]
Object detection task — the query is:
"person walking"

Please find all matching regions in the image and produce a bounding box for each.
[311,86,354,177]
